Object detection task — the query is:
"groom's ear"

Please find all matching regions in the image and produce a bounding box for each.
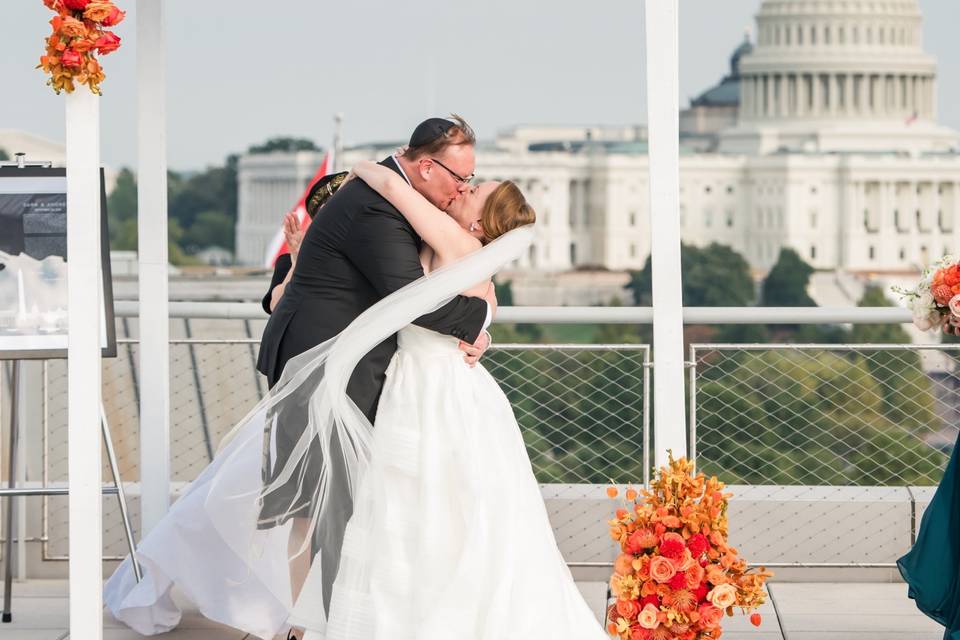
[413,157,432,181]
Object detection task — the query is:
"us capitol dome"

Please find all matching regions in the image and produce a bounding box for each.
[722,0,958,153]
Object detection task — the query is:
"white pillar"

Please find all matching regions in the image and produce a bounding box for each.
[644,0,687,465]
[797,73,807,116]
[765,74,774,118]
[137,0,171,535]
[812,73,822,116]
[65,89,103,640]
[741,76,753,119]
[859,74,868,115]
[911,75,918,116]
[845,74,853,115]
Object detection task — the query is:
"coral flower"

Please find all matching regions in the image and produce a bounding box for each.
[659,532,685,560]
[60,48,83,68]
[616,598,640,620]
[649,556,677,584]
[615,553,635,576]
[698,603,724,627]
[101,5,126,26]
[637,604,660,630]
[708,583,738,609]
[687,533,709,556]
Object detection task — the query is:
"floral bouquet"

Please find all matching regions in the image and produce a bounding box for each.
[38,0,125,95]
[605,454,771,640]
[893,255,960,332]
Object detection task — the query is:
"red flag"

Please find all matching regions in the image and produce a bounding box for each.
[263,152,331,267]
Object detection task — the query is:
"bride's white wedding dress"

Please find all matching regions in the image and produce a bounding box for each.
[104,227,605,639]
[299,325,606,639]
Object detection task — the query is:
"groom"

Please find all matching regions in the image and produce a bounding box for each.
[256,114,492,613]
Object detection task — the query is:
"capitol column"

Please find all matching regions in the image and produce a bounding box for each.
[775,73,787,118]
[766,74,775,118]
[844,74,853,116]
[743,76,754,118]
[858,75,868,116]
[796,74,806,117]
[829,74,838,115]
[811,73,822,116]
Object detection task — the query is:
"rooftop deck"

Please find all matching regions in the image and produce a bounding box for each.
[0,580,942,639]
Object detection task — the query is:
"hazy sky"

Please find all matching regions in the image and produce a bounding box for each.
[3,0,959,171]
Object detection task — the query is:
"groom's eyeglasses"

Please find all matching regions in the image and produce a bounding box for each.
[429,158,474,185]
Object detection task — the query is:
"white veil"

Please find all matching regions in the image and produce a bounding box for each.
[196,225,535,635]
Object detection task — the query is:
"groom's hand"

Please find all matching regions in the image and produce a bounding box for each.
[459,331,491,367]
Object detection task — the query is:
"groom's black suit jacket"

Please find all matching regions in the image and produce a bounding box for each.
[256,156,488,420]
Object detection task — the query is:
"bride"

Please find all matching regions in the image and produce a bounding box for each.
[104,161,607,640]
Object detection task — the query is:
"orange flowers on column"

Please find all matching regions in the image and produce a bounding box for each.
[38,0,125,94]
[605,454,772,640]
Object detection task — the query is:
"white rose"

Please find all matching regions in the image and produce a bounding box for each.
[918,292,935,310]
[949,295,960,318]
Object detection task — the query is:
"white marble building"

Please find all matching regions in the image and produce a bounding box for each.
[236,0,960,281]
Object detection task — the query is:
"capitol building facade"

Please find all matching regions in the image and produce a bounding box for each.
[236,0,960,286]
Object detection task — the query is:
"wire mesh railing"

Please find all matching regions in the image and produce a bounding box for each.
[689,343,959,566]
[39,339,650,561]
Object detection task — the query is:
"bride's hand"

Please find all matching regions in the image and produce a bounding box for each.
[283,212,303,259]
[459,331,490,368]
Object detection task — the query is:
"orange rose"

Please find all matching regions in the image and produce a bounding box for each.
[708,583,737,609]
[83,1,115,21]
[649,556,677,584]
[102,5,125,26]
[616,598,640,620]
[615,553,635,576]
[59,17,87,38]
[698,603,724,627]
[637,603,660,630]
[64,0,90,9]
[685,563,705,589]
[61,48,83,68]
[94,31,121,55]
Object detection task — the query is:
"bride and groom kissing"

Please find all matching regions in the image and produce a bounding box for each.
[104,115,609,639]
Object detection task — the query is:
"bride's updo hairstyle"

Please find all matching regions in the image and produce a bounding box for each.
[480,181,536,242]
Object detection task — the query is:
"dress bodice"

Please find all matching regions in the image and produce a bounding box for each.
[396,325,461,357]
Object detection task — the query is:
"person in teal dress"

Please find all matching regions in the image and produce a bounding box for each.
[898,429,960,639]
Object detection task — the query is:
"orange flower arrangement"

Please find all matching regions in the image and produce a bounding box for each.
[893,255,960,332]
[38,0,125,95]
[606,453,771,640]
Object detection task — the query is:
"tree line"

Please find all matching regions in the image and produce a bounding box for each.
[106,137,319,265]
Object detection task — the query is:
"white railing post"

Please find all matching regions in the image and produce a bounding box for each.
[65,88,104,640]
[137,0,171,535]
[645,0,688,466]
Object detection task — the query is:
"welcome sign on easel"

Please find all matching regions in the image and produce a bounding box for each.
[0,165,116,360]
